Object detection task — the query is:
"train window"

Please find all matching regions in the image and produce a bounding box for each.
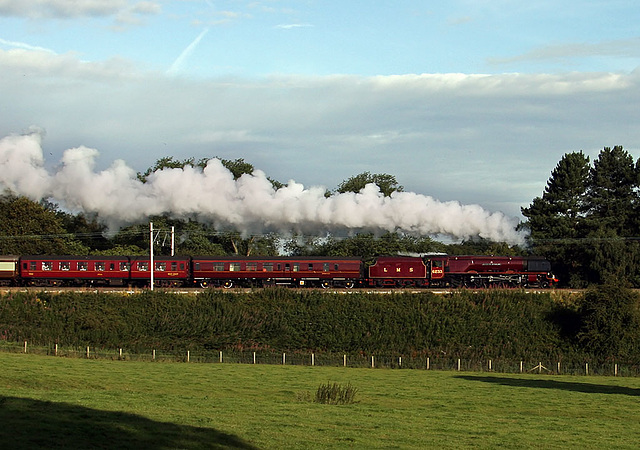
[323,263,330,272]
[42,262,52,271]
[119,262,129,271]
[171,262,177,271]
[230,263,240,272]
[195,263,200,270]
[308,263,314,271]
[156,262,166,271]
[214,263,224,271]
[334,264,339,271]
[247,262,257,271]
[263,263,273,272]
[180,263,185,270]
[138,262,149,271]
[28,262,35,270]
[285,264,290,272]
[293,263,299,272]
[78,262,88,271]
[110,263,115,271]
[277,264,282,271]
[60,262,70,271]
[96,262,105,271]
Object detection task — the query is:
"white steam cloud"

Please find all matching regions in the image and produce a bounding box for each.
[0,132,526,245]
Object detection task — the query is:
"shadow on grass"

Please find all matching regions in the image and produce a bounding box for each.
[0,396,257,449]
[456,375,640,397]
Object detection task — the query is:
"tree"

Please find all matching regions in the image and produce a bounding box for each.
[582,147,640,285]
[577,282,640,361]
[521,151,591,287]
[0,194,89,255]
[336,172,404,197]
[585,146,638,235]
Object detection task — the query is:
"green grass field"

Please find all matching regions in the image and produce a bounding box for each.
[1,352,639,449]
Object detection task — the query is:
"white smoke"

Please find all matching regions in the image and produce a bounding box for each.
[0,131,527,245]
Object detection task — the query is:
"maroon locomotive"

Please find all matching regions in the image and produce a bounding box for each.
[367,255,556,288]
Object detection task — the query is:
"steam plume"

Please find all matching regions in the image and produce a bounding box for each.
[0,132,526,245]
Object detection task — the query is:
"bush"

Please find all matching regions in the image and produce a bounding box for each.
[314,382,358,405]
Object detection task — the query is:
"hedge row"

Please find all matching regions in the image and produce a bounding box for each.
[0,288,634,362]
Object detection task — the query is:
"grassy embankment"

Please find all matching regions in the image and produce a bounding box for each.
[1,351,639,449]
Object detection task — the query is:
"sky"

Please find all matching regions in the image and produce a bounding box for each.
[1,0,640,241]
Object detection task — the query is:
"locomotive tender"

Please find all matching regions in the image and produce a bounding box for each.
[0,254,557,289]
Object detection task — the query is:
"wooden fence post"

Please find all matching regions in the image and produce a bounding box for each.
[219,351,223,363]
[399,356,402,368]
[520,361,523,373]
[426,357,430,370]
[54,344,58,356]
[23,341,27,353]
[488,359,492,371]
[371,356,375,368]
[615,363,618,377]
[283,353,286,365]
[312,353,315,366]
[585,362,589,375]
[343,354,346,367]
[457,358,461,371]
[253,351,256,364]
[187,351,190,362]
[152,349,156,360]
[86,346,90,358]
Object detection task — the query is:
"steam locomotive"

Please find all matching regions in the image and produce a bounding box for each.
[0,254,557,289]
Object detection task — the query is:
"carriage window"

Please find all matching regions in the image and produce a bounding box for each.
[214,263,224,271]
[293,263,299,272]
[247,262,257,271]
[95,262,105,271]
[110,263,115,271]
[335,264,339,271]
[138,262,149,271]
[308,263,314,271]
[263,263,273,272]
[230,263,241,272]
[285,264,290,272]
[171,262,177,271]
[180,263,185,270]
[78,262,88,271]
[60,262,70,271]
[119,262,129,271]
[156,262,166,271]
[195,263,201,270]
[42,262,52,271]
[323,263,330,272]
[29,262,36,270]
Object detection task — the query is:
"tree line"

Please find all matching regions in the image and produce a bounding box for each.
[521,146,640,287]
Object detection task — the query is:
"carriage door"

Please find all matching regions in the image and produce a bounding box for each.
[430,259,445,280]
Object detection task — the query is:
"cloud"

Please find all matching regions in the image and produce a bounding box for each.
[0,38,56,54]
[1,48,639,221]
[0,0,161,20]
[276,23,313,29]
[489,38,640,65]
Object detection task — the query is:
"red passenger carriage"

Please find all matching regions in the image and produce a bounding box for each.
[129,256,190,288]
[19,256,130,287]
[191,256,363,288]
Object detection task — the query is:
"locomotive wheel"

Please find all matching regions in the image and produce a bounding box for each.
[223,280,234,289]
[321,281,331,289]
[345,281,355,289]
[199,281,209,288]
